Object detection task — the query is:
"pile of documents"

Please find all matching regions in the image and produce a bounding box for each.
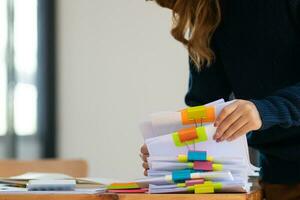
[0,173,107,194]
[135,99,259,194]
[0,99,259,195]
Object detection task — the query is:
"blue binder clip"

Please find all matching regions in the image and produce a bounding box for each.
[172,170,192,182]
[188,151,207,161]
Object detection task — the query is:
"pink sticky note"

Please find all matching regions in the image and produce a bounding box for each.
[194,161,213,171]
[185,179,205,186]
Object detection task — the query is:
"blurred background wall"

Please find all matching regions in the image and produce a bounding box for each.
[56,0,188,179]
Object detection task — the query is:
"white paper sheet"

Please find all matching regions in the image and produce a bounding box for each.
[149,180,250,194]
[149,161,248,172]
[135,171,233,188]
[145,124,248,158]
[148,156,245,165]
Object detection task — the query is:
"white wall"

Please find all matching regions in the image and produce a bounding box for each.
[57,0,188,179]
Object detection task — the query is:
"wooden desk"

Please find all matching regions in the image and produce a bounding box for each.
[0,189,262,200]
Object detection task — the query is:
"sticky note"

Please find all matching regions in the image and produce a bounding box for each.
[212,164,223,171]
[185,179,205,186]
[165,175,173,183]
[177,183,186,188]
[187,162,194,168]
[195,127,208,141]
[213,182,223,190]
[187,186,195,192]
[203,181,213,186]
[194,161,213,171]
[188,151,207,161]
[107,183,140,190]
[194,184,214,194]
[207,156,214,162]
[178,154,188,162]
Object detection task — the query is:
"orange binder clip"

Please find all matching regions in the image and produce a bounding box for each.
[178,127,198,142]
[173,127,207,147]
[181,106,216,125]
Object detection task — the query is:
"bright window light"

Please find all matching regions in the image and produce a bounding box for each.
[14,0,37,77]
[14,83,37,136]
[13,0,38,136]
[0,0,8,136]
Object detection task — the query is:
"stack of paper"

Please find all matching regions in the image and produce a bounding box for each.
[137,99,259,194]
[0,173,107,194]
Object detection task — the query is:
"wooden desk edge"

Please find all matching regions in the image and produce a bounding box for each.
[0,189,262,200]
[118,190,262,200]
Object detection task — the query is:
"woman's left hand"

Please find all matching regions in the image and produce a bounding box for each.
[213,100,262,142]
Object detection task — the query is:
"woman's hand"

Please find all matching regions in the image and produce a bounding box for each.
[213,100,262,142]
[140,144,149,176]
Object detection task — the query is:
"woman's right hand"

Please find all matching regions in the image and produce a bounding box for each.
[140,144,149,176]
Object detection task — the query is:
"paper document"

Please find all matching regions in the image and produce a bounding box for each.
[139,99,259,194]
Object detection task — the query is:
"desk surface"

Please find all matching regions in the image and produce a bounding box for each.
[0,190,262,200]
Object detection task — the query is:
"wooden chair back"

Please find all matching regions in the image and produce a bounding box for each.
[0,159,88,177]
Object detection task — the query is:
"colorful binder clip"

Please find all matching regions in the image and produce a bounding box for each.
[185,161,223,172]
[212,164,223,171]
[188,151,207,161]
[181,106,216,125]
[178,154,189,162]
[194,161,213,171]
[194,182,215,194]
[177,179,205,188]
[172,170,192,182]
[193,181,222,194]
[177,153,214,163]
[172,127,207,147]
[185,179,205,186]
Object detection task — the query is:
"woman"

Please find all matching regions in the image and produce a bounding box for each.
[140,0,300,199]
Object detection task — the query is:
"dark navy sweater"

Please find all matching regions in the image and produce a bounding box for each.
[185,0,300,183]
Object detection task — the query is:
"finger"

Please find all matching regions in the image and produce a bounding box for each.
[140,144,149,155]
[142,155,148,162]
[227,123,252,142]
[214,106,244,139]
[143,162,149,170]
[214,101,239,127]
[217,116,248,142]
[139,154,149,162]
[144,170,148,176]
